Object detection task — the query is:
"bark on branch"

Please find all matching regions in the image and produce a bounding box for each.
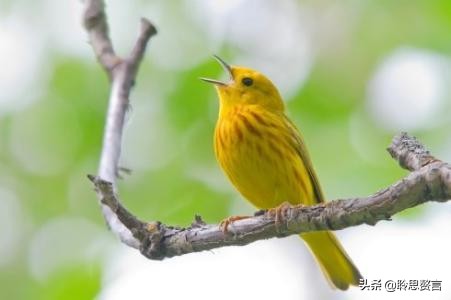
[83,2,451,260]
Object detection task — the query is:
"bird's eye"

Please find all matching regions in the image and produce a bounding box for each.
[242,77,253,86]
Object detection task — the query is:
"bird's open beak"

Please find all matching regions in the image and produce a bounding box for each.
[200,55,233,86]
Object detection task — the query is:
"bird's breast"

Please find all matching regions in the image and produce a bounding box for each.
[214,106,311,208]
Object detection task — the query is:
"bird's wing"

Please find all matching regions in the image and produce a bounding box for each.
[283,115,325,204]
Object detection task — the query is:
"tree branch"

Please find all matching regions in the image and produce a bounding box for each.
[387,132,438,171]
[88,132,451,260]
[83,0,117,76]
[83,2,451,260]
[83,0,157,248]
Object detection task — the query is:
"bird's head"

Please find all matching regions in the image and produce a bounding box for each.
[201,56,284,112]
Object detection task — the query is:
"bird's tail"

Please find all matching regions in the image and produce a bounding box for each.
[301,231,362,290]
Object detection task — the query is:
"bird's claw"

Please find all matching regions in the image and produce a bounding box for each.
[219,215,251,234]
[267,201,295,231]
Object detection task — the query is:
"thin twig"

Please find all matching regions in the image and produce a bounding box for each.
[83,0,117,76]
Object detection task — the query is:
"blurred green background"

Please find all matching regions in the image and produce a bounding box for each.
[1,0,451,299]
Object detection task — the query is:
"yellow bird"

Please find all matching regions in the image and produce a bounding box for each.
[201,56,362,290]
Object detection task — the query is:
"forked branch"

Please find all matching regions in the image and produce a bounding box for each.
[83,0,156,248]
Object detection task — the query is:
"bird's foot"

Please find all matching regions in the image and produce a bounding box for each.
[219,215,251,234]
[267,201,294,231]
